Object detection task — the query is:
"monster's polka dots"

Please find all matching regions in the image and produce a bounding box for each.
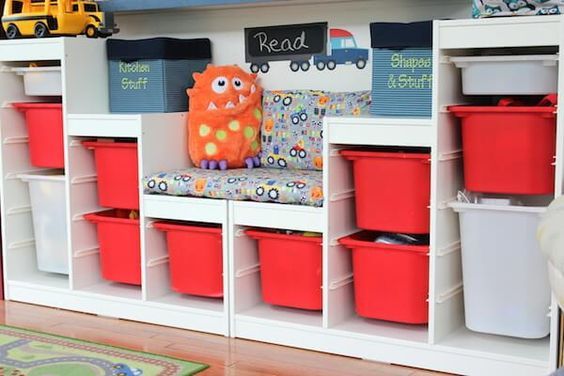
[228,120,240,131]
[216,130,227,141]
[205,142,218,156]
[244,126,255,139]
[199,124,211,137]
[251,140,259,151]
[253,108,262,121]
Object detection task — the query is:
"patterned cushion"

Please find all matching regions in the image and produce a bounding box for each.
[473,0,563,17]
[261,90,371,171]
[143,168,323,207]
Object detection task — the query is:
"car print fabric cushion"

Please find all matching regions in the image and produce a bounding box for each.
[144,168,323,207]
[261,90,371,171]
[472,0,563,18]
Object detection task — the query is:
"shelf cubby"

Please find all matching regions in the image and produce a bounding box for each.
[323,140,430,343]
[231,224,324,330]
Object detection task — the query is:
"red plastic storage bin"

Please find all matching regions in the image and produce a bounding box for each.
[340,232,429,324]
[246,230,322,311]
[85,210,141,285]
[14,102,64,168]
[83,141,139,209]
[450,106,556,195]
[341,150,431,234]
[154,222,223,298]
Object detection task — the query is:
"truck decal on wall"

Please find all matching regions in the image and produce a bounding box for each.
[245,22,368,73]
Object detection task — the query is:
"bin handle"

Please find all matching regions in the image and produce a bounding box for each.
[329,273,354,290]
[72,212,98,222]
[235,263,260,278]
[330,149,346,157]
[147,255,169,267]
[438,197,457,210]
[69,140,83,147]
[436,282,463,304]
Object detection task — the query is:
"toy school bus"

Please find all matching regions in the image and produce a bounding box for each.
[2,0,118,39]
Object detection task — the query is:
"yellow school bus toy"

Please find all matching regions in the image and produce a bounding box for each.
[2,0,118,39]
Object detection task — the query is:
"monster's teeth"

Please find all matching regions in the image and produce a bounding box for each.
[239,94,247,103]
[207,102,218,110]
[251,85,256,94]
[225,101,235,109]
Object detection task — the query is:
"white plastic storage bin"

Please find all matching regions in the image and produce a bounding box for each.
[449,200,551,339]
[19,174,69,275]
[12,67,62,96]
[450,55,558,95]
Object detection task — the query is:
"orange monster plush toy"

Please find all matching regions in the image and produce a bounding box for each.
[188,65,263,170]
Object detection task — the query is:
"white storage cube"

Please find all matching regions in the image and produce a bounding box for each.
[12,67,62,96]
[19,174,69,275]
[450,55,558,95]
[449,201,550,339]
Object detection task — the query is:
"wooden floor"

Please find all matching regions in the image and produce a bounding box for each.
[0,300,450,376]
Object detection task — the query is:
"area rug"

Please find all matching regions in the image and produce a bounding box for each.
[0,325,208,376]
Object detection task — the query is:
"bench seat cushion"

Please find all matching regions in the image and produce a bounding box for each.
[143,168,323,207]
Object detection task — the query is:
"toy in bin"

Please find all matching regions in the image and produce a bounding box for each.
[154,222,223,298]
[246,229,322,310]
[449,95,557,195]
[340,231,429,324]
[2,0,118,39]
[85,209,141,286]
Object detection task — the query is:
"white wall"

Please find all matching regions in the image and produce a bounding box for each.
[115,0,470,92]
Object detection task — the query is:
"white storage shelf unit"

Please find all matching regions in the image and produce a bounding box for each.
[67,112,230,335]
[0,12,562,376]
[0,39,230,336]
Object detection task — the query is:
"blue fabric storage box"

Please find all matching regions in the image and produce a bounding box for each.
[370,21,433,118]
[107,38,211,113]
[472,0,563,18]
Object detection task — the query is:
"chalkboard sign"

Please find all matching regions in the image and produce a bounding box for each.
[245,22,327,64]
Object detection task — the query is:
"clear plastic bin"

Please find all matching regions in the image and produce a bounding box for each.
[451,55,558,95]
[450,200,550,338]
[12,67,62,96]
[19,174,69,275]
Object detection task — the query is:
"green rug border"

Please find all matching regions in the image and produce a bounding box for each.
[0,323,210,375]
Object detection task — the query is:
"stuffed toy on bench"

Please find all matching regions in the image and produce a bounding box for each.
[187,65,263,170]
